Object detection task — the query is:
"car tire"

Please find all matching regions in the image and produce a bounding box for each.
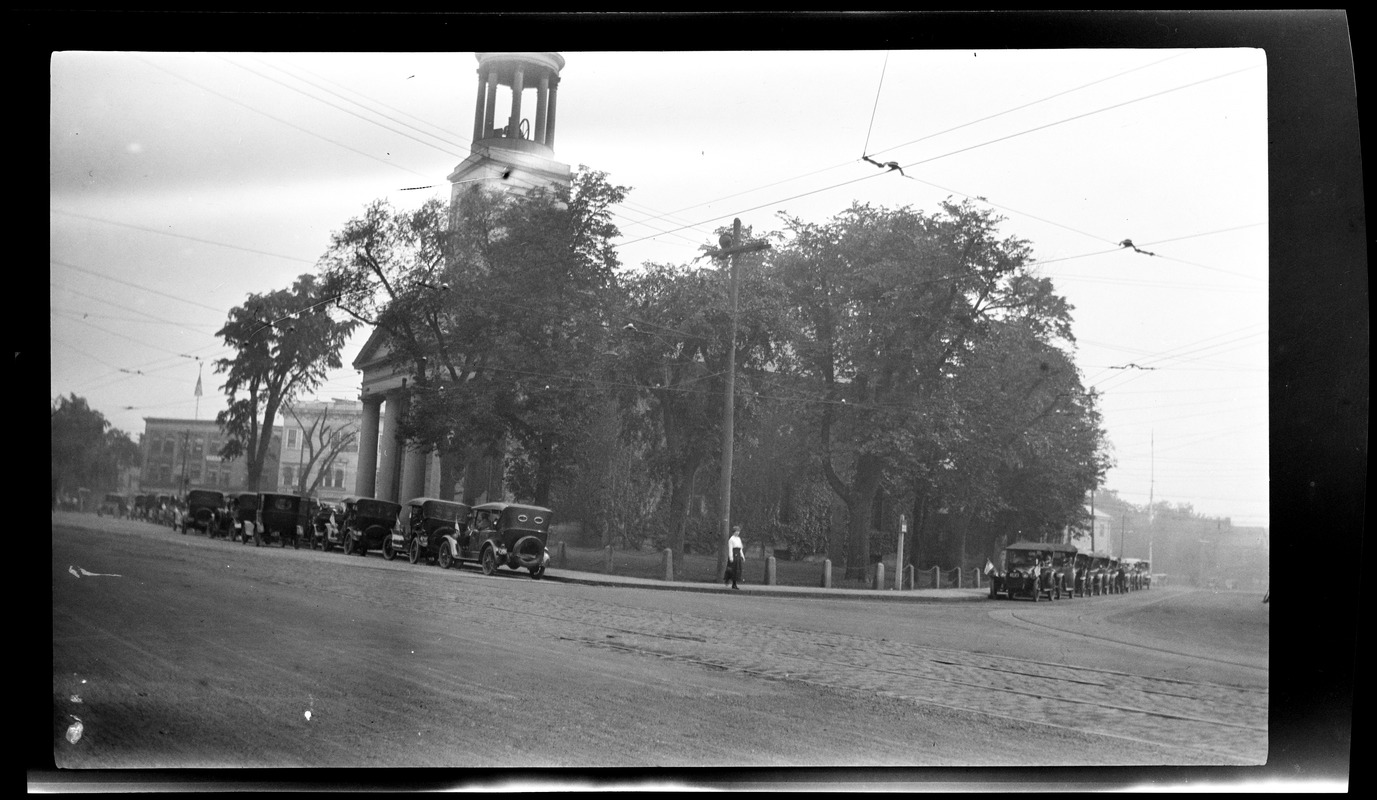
[438,546,452,570]
[343,534,353,555]
[481,546,497,576]
[383,538,396,561]
[1031,587,1040,602]
[408,540,420,565]
[530,565,545,580]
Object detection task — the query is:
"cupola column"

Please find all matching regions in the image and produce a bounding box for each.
[483,68,499,138]
[507,66,525,137]
[544,76,560,149]
[534,74,549,144]
[472,70,487,143]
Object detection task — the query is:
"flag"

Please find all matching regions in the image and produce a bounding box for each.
[194,372,203,397]
[983,559,994,576]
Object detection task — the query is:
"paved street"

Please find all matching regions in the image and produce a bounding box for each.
[50,512,1267,773]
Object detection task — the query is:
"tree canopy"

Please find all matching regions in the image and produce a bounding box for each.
[214,274,361,491]
[51,393,140,502]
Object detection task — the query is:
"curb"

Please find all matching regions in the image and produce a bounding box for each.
[543,572,990,603]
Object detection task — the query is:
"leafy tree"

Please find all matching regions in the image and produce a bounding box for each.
[320,168,630,506]
[51,394,140,501]
[771,199,1083,578]
[612,233,791,566]
[214,274,361,491]
[921,319,1109,567]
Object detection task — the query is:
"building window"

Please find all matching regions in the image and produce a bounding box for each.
[333,469,345,489]
[287,428,299,449]
[163,438,175,457]
[189,466,201,483]
[283,467,295,488]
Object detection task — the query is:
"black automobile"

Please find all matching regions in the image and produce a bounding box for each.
[97,493,128,518]
[254,493,304,548]
[443,501,552,579]
[230,493,261,544]
[312,501,345,551]
[1071,552,1093,597]
[988,541,1062,602]
[182,489,225,536]
[341,497,402,556]
[387,497,470,565]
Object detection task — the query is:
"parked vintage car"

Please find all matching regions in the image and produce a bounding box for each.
[342,497,402,556]
[1071,552,1093,597]
[97,493,128,518]
[254,493,304,548]
[385,497,471,565]
[131,494,151,520]
[988,541,1063,601]
[1121,557,1142,590]
[230,493,261,544]
[312,502,345,551]
[440,502,553,579]
[181,489,225,536]
[1139,560,1152,590]
[1046,542,1079,599]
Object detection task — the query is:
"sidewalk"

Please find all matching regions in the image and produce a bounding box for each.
[542,566,989,603]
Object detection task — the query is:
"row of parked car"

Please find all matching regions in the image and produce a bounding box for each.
[177,489,553,579]
[987,541,1152,602]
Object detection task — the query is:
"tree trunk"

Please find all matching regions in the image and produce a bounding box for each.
[666,455,703,563]
[844,454,882,580]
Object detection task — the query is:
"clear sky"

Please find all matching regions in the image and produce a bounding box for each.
[49,47,1269,527]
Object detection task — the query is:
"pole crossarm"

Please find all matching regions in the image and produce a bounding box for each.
[708,241,771,259]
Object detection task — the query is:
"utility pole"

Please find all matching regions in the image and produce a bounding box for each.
[710,218,770,581]
[1089,489,1096,552]
[180,429,190,496]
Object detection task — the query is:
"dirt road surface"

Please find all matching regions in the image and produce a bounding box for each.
[49,512,1267,778]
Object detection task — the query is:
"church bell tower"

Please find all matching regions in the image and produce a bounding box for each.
[449,52,572,200]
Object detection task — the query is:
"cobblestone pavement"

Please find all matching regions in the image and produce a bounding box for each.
[342,573,1266,765]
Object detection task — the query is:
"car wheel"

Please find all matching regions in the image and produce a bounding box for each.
[481,546,497,576]
[1031,587,1040,602]
[438,546,452,570]
[382,538,396,561]
[530,565,545,580]
[343,534,353,555]
[408,540,420,565]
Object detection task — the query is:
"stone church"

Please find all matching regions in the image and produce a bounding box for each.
[351,52,570,504]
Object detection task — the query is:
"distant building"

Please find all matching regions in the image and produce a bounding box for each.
[1066,505,1114,555]
[138,417,281,496]
[278,398,363,505]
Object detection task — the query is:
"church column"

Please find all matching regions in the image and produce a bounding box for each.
[472,70,487,143]
[508,66,524,137]
[483,69,499,138]
[354,396,382,498]
[534,74,549,144]
[377,392,404,503]
[399,442,427,503]
[544,76,559,149]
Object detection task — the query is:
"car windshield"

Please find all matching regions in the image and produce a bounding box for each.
[1006,552,1040,570]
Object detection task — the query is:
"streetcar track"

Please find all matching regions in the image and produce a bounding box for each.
[1000,608,1268,674]
[568,635,1257,766]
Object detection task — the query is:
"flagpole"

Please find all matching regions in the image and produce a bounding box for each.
[194,361,203,421]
